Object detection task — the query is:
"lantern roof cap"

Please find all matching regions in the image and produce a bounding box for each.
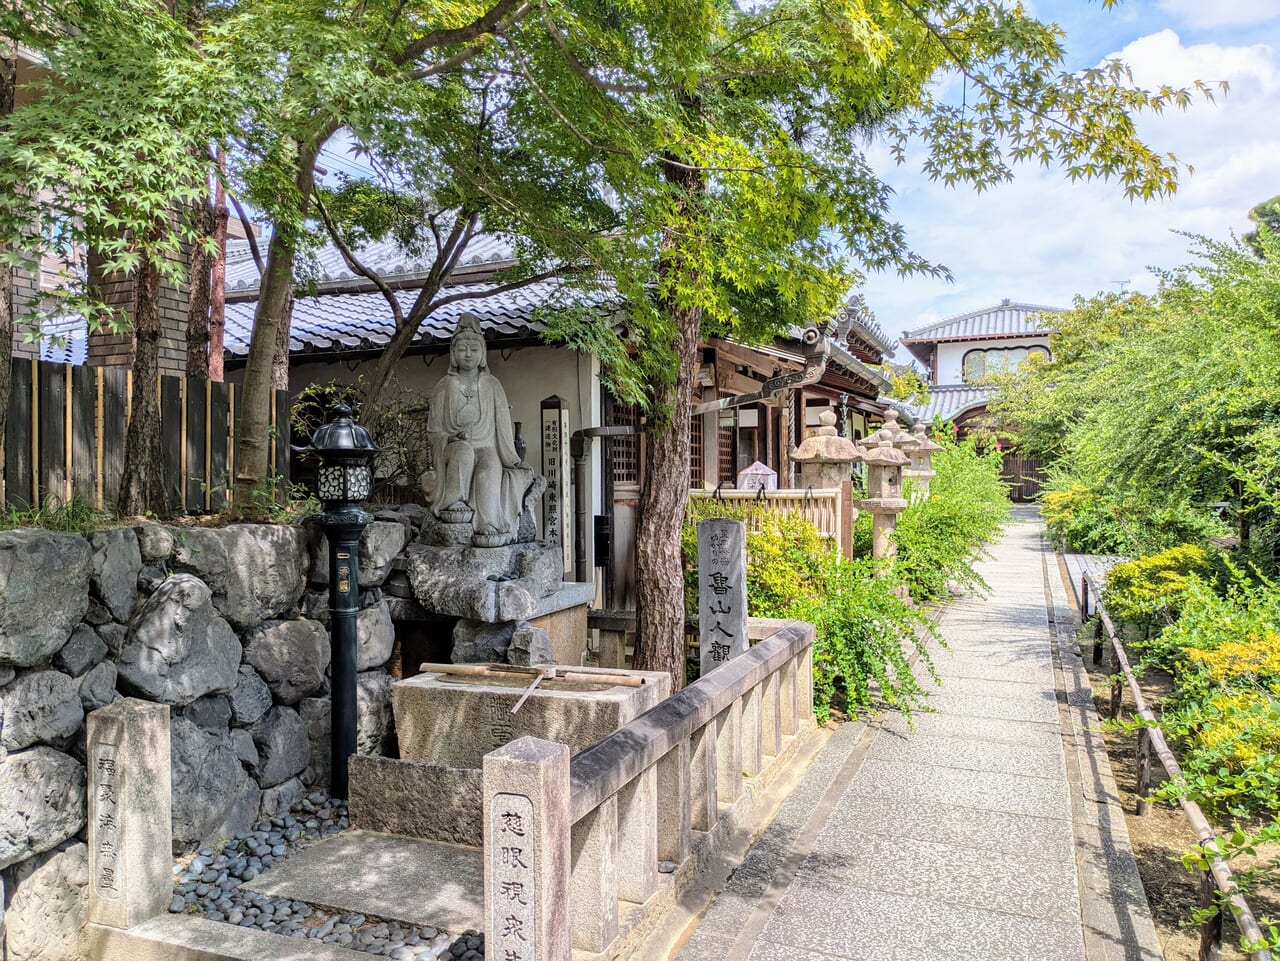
[791,410,863,464]
[910,422,944,452]
[293,404,382,459]
[862,438,909,466]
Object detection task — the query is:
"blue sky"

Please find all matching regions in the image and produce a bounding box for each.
[859,0,1280,342]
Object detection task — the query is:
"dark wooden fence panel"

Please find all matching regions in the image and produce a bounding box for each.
[208,380,229,513]
[4,359,34,510]
[2,358,285,515]
[70,367,97,504]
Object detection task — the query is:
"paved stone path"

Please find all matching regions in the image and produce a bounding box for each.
[676,512,1162,961]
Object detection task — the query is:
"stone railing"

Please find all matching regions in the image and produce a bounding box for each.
[688,485,855,557]
[481,617,816,961]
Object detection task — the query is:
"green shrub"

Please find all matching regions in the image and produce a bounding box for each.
[1102,543,1209,624]
[894,439,1011,601]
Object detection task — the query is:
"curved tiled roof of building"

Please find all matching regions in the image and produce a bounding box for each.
[223,277,620,357]
[901,299,1063,344]
[885,384,992,424]
[225,234,517,292]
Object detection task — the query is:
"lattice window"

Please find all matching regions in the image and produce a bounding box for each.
[718,426,734,484]
[689,417,704,487]
[610,403,641,485]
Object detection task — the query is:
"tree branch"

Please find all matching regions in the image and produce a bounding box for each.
[542,10,649,95]
[395,0,532,66]
[227,192,264,276]
[425,263,587,313]
[313,192,407,329]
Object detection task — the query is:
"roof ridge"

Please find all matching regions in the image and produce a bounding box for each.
[902,300,1064,340]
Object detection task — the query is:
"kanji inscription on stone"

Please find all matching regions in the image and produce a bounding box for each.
[91,743,122,902]
[489,793,537,961]
[697,518,748,676]
[541,396,571,573]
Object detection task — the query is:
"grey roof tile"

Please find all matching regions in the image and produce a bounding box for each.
[886,384,991,423]
[902,300,1063,344]
[223,278,618,356]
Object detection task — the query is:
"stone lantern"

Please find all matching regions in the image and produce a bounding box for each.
[790,410,863,489]
[865,408,919,454]
[904,423,944,500]
[860,439,910,571]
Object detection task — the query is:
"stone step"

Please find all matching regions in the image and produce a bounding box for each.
[86,914,374,961]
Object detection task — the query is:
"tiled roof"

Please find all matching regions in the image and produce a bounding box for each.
[901,300,1062,344]
[886,384,991,424]
[836,296,896,357]
[225,234,517,292]
[223,277,619,357]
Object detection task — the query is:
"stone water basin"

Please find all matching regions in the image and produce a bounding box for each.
[391,664,671,769]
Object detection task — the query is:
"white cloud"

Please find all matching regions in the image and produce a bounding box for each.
[1157,0,1280,31]
[861,31,1280,338]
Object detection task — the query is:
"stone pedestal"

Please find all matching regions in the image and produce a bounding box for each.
[86,699,171,930]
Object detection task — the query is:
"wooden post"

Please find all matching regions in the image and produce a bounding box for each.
[1135,728,1153,816]
[1110,676,1124,719]
[1198,871,1223,961]
[1092,617,1104,666]
[1081,575,1089,618]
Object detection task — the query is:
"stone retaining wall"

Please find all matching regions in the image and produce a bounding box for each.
[0,518,409,961]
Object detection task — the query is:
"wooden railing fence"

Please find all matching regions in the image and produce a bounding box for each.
[1,357,288,515]
[1081,571,1274,961]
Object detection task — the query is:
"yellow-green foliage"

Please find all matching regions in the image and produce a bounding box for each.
[1103,544,1208,622]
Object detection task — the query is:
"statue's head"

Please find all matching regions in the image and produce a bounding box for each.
[449,314,487,372]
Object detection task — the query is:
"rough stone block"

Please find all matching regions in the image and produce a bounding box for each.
[0,529,91,668]
[349,756,482,845]
[89,527,142,623]
[169,716,258,851]
[242,618,329,706]
[53,624,108,678]
[5,841,89,960]
[0,669,84,750]
[248,706,309,788]
[0,746,87,869]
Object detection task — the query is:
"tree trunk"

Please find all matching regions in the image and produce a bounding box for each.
[632,158,705,692]
[360,297,436,423]
[0,46,14,483]
[118,253,166,516]
[230,141,318,517]
[209,155,227,382]
[186,196,213,378]
[271,287,292,391]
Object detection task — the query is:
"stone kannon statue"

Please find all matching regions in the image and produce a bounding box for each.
[427,314,534,547]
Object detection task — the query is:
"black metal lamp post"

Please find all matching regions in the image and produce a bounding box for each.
[294,404,381,799]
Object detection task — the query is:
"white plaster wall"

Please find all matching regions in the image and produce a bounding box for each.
[285,345,602,566]
[934,335,1051,384]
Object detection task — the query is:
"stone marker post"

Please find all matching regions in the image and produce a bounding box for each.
[86,698,171,929]
[541,395,572,574]
[483,736,572,961]
[697,518,748,676]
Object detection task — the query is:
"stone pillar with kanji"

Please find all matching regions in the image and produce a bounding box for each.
[697,518,748,676]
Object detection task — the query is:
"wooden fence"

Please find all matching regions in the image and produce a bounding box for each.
[1081,571,1273,961]
[687,482,856,559]
[1,357,289,515]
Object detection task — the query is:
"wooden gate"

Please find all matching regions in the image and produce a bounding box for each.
[1001,449,1046,502]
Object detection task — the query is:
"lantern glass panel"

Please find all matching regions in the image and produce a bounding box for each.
[317,465,345,502]
[347,464,373,502]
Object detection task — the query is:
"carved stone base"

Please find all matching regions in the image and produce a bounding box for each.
[420,515,474,547]
[450,618,554,666]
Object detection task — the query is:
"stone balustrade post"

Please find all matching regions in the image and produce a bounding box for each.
[715,701,743,804]
[570,796,618,952]
[86,699,171,930]
[800,646,815,721]
[761,672,782,757]
[690,723,719,831]
[741,687,763,777]
[616,767,658,904]
[781,656,799,736]
[656,740,692,864]
[483,737,572,961]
